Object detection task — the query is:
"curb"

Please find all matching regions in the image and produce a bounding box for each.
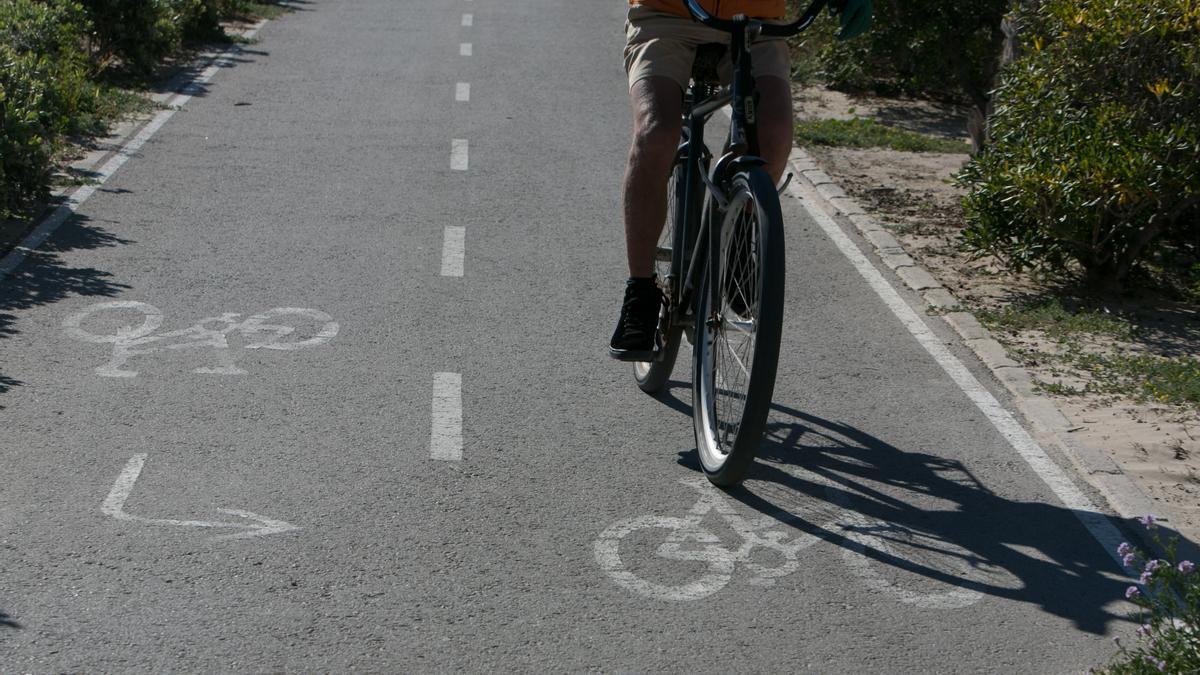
[0,21,269,275]
[0,19,271,285]
[52,23,268,205]
[785,145,1172,541]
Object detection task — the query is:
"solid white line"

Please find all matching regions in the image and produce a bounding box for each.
[440,226,466,277]
[456,82,470,102]
[0,21,266,284]
[460,43,473,56]
[462,13,473,26]
[786,171,1126,569]
[431,373,463,461]
[451,139,469,171]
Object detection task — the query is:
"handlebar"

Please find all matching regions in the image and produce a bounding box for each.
[683,0,827,36]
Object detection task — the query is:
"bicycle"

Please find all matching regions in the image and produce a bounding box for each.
[631,0,827,486]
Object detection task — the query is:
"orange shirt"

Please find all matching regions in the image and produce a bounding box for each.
[630,0,787,20]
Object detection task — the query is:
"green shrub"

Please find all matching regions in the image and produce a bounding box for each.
[82,0,246,74]
[0,0,249,218]
[0,0,94,217]
[816,0,1010,119]
[178,0,226,43]
[958,0,1200,290]
[82,0,185,73]
[0,0,89,57]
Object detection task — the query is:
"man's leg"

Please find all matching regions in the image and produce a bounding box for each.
[622,76,682,278]
[754,75,793,185]
[610,76,682,359]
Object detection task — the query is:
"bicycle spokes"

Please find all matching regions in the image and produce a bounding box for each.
[713,198,761,453]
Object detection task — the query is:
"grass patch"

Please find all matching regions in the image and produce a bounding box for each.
[794,117,970,153]
[89,86,158,123]
[1077,353,1200,406]
[1022,347,1200,407]
[976,297,1136,341]
[1036,379,1087,396]
[242,1,292,21]
[219,0,293,22]
[981,298,1199,408]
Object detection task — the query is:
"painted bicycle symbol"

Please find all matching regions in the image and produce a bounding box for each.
[595,477,814,601]
[63,301,339,377]
[595,476,1001,605]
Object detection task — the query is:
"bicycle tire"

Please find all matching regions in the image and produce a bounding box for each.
[633,157,690,393]
[692,168,785,486]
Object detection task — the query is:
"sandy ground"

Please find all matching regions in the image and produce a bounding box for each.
[793,86,1200,544]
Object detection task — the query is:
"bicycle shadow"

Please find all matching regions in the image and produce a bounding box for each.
[655,382,1147,634]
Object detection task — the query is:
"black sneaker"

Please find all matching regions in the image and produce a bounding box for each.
[608,276,664,361]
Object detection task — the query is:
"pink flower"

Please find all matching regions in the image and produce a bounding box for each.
[1118,542,1133,556]
[1138,514,1158,529]
[1123,553,1137,568]
[1126,586,1141,599]
[1179,560,1195,575]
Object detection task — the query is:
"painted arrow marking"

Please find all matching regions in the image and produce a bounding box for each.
[102,454,299,540]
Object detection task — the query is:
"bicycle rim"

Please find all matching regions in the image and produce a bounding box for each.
[633,159,686,393]
[693,169,785,486]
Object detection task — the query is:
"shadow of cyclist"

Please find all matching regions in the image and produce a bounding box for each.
[655,382,1158,635]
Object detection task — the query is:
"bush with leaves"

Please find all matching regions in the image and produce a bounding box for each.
[0,0,94,217]
[82,0,188,74]
[958,0,1200,290]
[816,0,1011,142]
[82,0,242,74]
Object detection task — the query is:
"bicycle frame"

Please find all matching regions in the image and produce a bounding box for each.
[666,86,722,336]
[663,0,828,349]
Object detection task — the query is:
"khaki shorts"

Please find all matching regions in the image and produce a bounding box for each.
[623,5,791,92]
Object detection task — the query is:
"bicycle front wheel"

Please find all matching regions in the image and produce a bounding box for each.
[633,157,688,393]
[692,168,785,486]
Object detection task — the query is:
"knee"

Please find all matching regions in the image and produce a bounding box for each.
[631,115,680,163]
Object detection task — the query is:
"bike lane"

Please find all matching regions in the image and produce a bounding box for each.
[406,0,1134,671]
[0,1,507,669]
[0,0,1136,671]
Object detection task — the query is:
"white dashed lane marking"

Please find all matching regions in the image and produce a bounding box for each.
[436,7,471,464]
[451,139,469,171]
[430,373,464,461]
[440,227,465,277]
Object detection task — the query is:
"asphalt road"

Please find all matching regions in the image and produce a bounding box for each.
[1,0,1136,671]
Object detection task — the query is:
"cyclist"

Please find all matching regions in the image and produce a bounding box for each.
[609,0,871,361]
